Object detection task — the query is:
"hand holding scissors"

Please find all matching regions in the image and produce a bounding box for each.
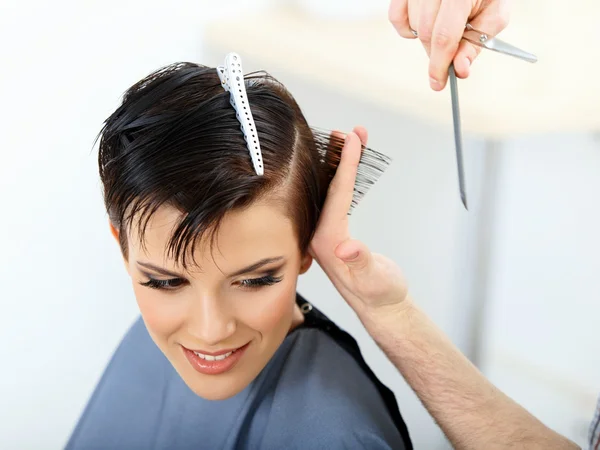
[389,0,537,209]
[433,23,537,209]
[389,0,513,90]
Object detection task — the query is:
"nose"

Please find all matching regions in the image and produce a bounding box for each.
[187,292,236,347]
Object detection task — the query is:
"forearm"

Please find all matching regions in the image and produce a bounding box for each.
[361,298,579,450]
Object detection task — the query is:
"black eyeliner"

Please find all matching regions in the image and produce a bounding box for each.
[139,275,185,290]
[239,273,283,288]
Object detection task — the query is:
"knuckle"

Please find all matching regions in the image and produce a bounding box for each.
[419,34,432,45]
[432,29,455,49]
[417,27,432,44]
[417,15,433,43]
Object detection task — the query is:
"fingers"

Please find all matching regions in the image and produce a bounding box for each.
[319,132,362,227]
[416,0,441,57]
[352,125,368,146]
[428,0,472,90]
[453,0,510,78]
[392,0,512,88]
[388,0,416,39]
[452,39,479,78]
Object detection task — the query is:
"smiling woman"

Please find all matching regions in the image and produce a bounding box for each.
[64,60,412,449]
[126,201,310,401]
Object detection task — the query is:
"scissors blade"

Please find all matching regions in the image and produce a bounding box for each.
[463,24,538,63]
[481,37,538,63]
[448,64,467,210]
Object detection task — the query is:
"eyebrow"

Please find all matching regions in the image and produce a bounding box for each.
[228,256,285,278]
[136,262,183,278]
[136,256,285,279]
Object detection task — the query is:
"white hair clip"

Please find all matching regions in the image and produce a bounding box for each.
[217,52,264,176]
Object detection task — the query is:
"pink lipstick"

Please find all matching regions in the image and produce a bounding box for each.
[182,342,250,375]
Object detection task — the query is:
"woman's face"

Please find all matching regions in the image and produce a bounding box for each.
[117,201,312,400]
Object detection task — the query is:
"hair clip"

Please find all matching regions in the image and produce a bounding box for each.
[217,52,264,176]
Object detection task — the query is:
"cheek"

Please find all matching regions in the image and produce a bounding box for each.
[132,284,184,341]
[235,276,297,333]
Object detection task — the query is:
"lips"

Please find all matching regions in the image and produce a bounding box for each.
[182,342,250,376]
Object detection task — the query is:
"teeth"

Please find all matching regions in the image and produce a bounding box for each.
[194,350,233,361]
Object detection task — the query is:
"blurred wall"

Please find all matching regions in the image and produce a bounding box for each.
[1,1,598,449]
[480,134,600,445]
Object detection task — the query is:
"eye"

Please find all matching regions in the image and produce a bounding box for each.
[239,274,283,290]
[140,277,186,291]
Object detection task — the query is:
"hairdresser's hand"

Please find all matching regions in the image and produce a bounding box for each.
[309,127,410,320]
[388,0,510,90]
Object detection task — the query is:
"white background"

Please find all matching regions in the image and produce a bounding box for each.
[1,1,599,449]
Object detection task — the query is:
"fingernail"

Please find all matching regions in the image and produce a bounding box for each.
[429,77,440,89]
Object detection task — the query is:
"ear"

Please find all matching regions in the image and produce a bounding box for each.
[299,252,313,275]
[109,221,131,273]
[109,221,119,243]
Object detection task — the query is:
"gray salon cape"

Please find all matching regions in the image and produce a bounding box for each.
[65,294,412,449]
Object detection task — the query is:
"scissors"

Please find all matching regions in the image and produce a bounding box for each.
[411,24,537,209]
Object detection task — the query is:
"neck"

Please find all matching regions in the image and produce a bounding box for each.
[289,303,305,332]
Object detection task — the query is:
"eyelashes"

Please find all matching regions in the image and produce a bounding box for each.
[140,278,185,290]
[239,274,283,288]
[139,273,283,291]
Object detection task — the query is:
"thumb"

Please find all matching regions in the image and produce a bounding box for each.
[335,239,373,273]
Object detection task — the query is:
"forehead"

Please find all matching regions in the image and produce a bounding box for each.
[129,201,297,268]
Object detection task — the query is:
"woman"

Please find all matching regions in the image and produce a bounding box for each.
[65,56,412,449]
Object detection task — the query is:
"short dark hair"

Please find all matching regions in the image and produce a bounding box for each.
[97,62,388,268]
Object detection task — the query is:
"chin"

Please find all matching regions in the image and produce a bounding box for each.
[186,375,249,401]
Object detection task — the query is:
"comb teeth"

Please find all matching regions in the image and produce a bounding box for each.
[312,128,393,214]
[350,147,393,212]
